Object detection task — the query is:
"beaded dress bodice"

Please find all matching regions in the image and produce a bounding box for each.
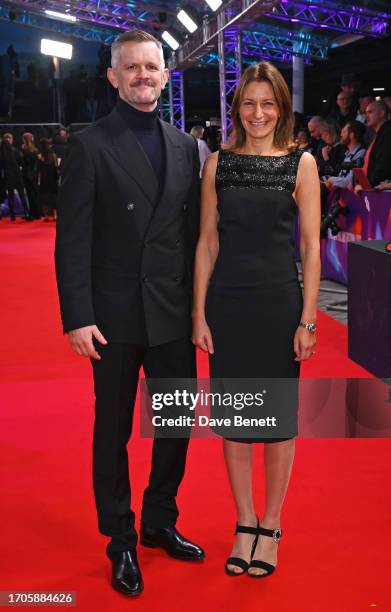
[209,148,304,295]
[216,148,303,194]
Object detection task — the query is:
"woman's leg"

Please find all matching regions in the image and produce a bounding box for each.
[248,438,295,576]
[223,439,258,573]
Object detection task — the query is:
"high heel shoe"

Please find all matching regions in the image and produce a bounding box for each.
[225,517,259,576]
[247,526,282,578]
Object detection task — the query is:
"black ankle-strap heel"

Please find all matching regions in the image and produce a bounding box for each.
[225,518,259,576]
[247,526,282,578]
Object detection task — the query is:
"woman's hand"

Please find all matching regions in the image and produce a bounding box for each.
[192,316,214,354]
[293,326,316,361]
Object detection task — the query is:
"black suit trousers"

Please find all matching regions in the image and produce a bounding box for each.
[91,336,196,555]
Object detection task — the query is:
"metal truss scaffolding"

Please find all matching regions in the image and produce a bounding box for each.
[0,3,117,43]
[160,83,171,125]
[168,71,185,131]
[168,0,280,71]
[0,0,170,33]
[263,0,389,37]
[168,0,389,71]
[1,0,390,134]
[241,25,329,61]
[218,26,242,143]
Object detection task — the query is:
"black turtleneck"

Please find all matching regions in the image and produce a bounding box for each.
[117,97,165,197]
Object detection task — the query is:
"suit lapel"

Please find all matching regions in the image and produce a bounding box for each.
[146,120,189,240]
[107,107,159,208]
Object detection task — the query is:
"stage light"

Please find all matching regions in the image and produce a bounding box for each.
[386,242,391,253]
[373,87,385,91]
[205,0,222,11]
[177,9,198,33]
[162,31,180,50]
[41,39,73,60]
[45,10,77,22]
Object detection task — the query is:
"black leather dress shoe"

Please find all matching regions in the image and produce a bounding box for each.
[110,550,143,596]
[140,525,205,561]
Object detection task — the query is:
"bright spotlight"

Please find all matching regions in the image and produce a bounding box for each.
[177,9,198,33]
[162,31,180,51]
[40,39,73,60]
[205,0,222,11]
[45,10,77,22]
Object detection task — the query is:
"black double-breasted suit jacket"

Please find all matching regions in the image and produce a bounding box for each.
[55,106,200,346]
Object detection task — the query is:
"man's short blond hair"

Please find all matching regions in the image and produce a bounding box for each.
[111,29,164,68]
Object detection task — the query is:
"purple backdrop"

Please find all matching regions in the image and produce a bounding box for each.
[321,189,391,284]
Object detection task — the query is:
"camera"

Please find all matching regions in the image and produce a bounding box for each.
[320,202,348,238]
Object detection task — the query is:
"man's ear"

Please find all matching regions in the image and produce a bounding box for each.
[107,67,118,89]
[162,68,169,88]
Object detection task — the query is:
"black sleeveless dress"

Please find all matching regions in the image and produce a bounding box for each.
[205,148,304,443]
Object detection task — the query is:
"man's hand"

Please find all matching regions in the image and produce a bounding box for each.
[354,184,363,195]
[374,180,391,191]
[324,178,334,190]
[321,145,331,161]
[68,325,108,360]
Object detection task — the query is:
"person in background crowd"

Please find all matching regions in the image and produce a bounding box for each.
[321,73,359,123]
[38,138,59,221]
[339,73,359,101]
[295,128,311,151]
[355,99,391,192]
[324,120,366,190]
[293,111,307,137]
[384,97,391,120]
[0,136,6,216]
[356,90,376,147]
[327,91,356,130]
[307,116,327,164]
[318,119,345,178]
[190,125,211,176]
[53,127,70,168]
[356,90,375,124]
[0,132,31,221]
[20,132,41,219]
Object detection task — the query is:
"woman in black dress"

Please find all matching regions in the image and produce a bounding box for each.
[21,132,41,219]
[38,138,59,221]
[193,62,320,578]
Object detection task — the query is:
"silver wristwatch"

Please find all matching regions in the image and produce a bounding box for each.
[299,322,317,333]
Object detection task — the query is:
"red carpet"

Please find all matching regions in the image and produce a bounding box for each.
[1,220,390,611]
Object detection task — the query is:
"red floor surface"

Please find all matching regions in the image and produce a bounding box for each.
[1,220,390,612]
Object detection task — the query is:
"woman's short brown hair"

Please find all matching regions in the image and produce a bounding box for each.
[226,61,295,153]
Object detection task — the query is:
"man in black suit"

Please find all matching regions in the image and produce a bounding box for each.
[55,30,203,597]
[364,100,391,187]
